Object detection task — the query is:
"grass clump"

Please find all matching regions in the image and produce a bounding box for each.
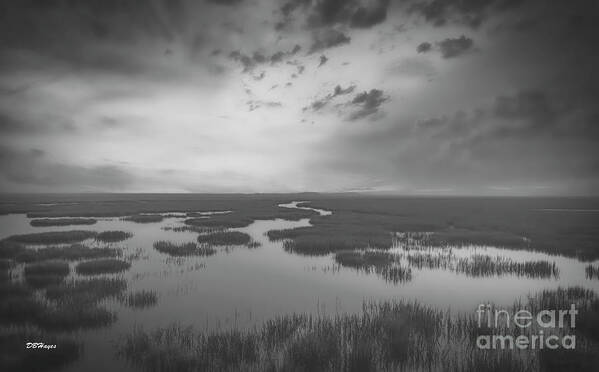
[96,230,133,243]
[24,260,70,288]
[197,231,251,246]
[153,241,216,257]
[46,278,127,304]
[184,217,253,229]
[586,265,599,280]
[75,259,131,275]
[454,255,559,279]
[123,214,163,223]
[30,218,97,227]
[14,244,119,263]
[121,290,158,309]
[5,230,97,245]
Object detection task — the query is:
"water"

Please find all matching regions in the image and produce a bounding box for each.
[0,202,598,372]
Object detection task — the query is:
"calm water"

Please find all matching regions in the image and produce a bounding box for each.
[1,202,598,372]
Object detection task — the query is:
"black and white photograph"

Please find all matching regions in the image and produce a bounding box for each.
[1,0,598,371]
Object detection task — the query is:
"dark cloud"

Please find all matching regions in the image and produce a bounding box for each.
[278,0,389,31]
[348,89,388,120]
[304,84,356,112]
[318,55,329,67]
[407,0,525,28]
[437,35,474,58]
[309,29,351,53]
[416,42,432,53]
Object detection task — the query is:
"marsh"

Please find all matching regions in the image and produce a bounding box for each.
[0,194,598,371]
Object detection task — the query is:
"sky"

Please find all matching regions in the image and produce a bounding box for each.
[0,0,598,195]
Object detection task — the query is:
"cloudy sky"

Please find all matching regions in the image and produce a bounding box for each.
[0,0,597,195]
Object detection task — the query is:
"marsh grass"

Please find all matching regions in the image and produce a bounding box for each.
[13,244,120,263]
[163,225,225,233]
[123,214,164,223]
[96,230,133,243]
[333,250,411,284]
[75,259,131,275]
[184,217,253,229]
[24,260,70,277]
[454,255,559,279]
[0,330,81,371]
[0,240,25,259]
[586,265,599,280]
[5,230,97,245]
[119,287,599,372]
[46,278,127,304]
[197,231,251,246]
[30,218,97,227]
[23,260,70,288]
[121,290,158,309]
[153,241,216,257]
[402,250,559,279]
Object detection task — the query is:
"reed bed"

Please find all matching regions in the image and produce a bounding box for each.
[123,214,164,223]
[121,290,158,309]
[197,231,251,246]
[153,241,216,257]
[96,230,133,243]
[46,278,128,304]
[454,255,559,279]
[334,250,411,284]
[163,225,225,233]
[5,230,97,245]
[13,244,120,263]
[119,287,599,372]
[403,251,559,279]
[75,259,131,275]
[24,260,70,277]
[586,265,599,280]
[29,218,97,227]
[184,217,253,229]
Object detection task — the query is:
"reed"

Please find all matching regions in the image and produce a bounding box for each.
[586,265,599,280]
[75,259,131,275]
[30,218,97,227]
[5,230,97,245]
[119,288,599,372]
[13,244,120,263]
[123,214,164,223]
[197,231,251,246]
[46,278,128,304]
[96,230,133,243]
[121,290,158,309]
[153,241,216,257]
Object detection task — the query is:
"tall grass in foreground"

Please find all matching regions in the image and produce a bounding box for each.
[119,287,599,372]
[30,217,97,227]
[153,241,216,257]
